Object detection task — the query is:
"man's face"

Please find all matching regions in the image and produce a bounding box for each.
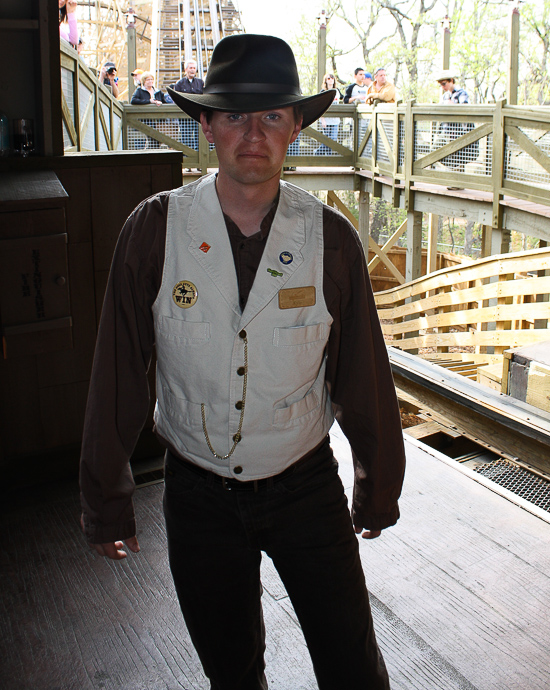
[201,108,301,187]
[355,71,365,86]
[439,79,453,93]
[375,70,386,86]
[186,62,197,79]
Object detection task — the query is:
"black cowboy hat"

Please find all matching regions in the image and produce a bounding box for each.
[167,34,336,129]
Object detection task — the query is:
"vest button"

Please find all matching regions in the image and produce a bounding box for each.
[237,367,245,376]
[234,465,243,474]
[233,433,242,443]
[235,401,243,410]
[239,329,247,339]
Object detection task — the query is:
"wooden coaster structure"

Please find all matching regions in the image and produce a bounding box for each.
[73,1,243,98]
[151,0,243,89]
[74,1,154,99]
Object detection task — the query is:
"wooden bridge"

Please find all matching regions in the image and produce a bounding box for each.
[59,40,550,390]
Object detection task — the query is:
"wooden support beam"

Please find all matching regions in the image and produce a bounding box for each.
[358,190,370,250]
[406,210,423,282]
[427,213,439,274]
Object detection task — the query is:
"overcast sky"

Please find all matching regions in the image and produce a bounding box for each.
[233,0,320,40]
[233,0,365,78]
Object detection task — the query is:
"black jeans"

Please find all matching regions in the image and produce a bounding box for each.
[163,441,390,690]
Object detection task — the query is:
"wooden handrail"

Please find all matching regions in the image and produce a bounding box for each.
[60,42,124,153]
[375,246,550,365]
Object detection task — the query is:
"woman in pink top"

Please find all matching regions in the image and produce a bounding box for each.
[59,0,78,48]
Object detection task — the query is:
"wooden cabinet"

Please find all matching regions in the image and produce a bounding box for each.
[0,153,182,484]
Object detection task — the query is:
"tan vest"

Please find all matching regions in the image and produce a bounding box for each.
[152,175,334,480]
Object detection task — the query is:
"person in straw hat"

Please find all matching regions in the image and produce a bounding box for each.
[80,33,404,690]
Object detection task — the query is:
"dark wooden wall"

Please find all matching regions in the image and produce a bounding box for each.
[0,151,183,487]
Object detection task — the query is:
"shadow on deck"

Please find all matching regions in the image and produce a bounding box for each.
[1,427,549,689]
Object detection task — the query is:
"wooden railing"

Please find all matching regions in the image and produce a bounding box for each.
[59,43,550,215]
[119,99,550,210]
[60,42,124,152]
[375,246,550,366]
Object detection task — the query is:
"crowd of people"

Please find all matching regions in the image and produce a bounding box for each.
[59,7,472,164]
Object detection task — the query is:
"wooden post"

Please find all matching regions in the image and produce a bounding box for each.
[492,99,506,231]
[535,240,549,330]
[127,9,137,99]
[427,213,439,274]
[406,211,423,282]
[507,6,520,106]
[404,99,415,213]
[317,11,327,92]
[442,16,451,70]
[358,190,370,251]
[481,225,492,258]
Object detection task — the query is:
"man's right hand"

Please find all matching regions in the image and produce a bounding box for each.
[81,515,140,560]
[91,537,140,560]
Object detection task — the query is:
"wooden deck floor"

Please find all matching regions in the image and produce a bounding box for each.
[2,427,549,690]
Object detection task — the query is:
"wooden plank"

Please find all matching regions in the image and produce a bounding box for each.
[332,424,550,690]
[391,328,550,350]
[375,248,550,305]
[367,219,407,273]
[526,362,550,413]
[384,302,550,336]
[61,92,77,147]
[3,432,550,690]
[381,275,550,319]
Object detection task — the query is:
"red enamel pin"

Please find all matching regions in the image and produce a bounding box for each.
[199,242,211,253]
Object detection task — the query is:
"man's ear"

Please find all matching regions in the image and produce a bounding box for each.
[200,112,215,144]
[289,117,302,144]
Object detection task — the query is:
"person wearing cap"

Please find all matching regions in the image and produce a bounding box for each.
[99,61,120,99]
[80,33,405,690]
[435,69,469,104]
[131,68,144,89]
[365,68,397,105]
[433,69,477,178]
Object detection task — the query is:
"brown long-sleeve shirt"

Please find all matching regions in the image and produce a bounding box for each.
[80,189,406,544]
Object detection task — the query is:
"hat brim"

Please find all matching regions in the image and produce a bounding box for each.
[166,88,337,130]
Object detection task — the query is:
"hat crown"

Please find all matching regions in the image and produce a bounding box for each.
[203,34,302,96]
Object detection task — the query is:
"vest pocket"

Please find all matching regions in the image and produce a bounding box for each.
[163,388,205,429]
[272,322,326,347]
[273,388,320,426]
[157,315,210,343]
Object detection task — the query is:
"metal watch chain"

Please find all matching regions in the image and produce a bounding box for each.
[201,335,248,460]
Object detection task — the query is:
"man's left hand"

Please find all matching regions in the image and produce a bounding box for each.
[354,526,381,539]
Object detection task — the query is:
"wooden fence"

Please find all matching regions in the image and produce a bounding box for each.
[59,44,550,218]
[60,42,124,152]
[375,246,550,368]
[119,99,550,211]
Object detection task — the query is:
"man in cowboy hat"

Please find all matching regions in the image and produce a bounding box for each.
[80,33,405,690]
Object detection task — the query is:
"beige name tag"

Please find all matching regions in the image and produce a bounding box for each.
[278,286,316,309]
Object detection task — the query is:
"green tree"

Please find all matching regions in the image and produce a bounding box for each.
[520,0,550,105]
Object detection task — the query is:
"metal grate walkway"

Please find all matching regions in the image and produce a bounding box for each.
[474,458,550,513]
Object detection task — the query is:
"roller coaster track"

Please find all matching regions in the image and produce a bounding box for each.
[151,0,243,88]
[390,347,550,481]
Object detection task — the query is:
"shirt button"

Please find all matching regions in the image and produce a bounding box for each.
[239,329,247,339]
[237,366,245,376]
[234,465,243,474]
[235,401,243,410]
